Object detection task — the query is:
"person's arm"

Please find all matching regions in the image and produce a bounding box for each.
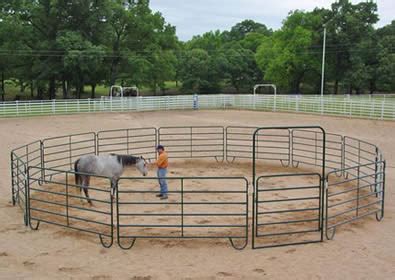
[156,154,166,167]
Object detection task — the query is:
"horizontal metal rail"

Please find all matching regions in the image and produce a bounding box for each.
[116,176,248,250]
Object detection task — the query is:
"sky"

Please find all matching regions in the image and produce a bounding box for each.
[150,0,394,41]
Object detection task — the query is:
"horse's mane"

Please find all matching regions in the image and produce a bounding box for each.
[113,154,140,167]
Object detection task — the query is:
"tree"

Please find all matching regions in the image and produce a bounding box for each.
[256,11,321,93]
[179,48,227,94]
[375,21,395,92]
[58,31,106,98]
[223,44,262,92]
[327,0,379,94]
[225,20,272,41]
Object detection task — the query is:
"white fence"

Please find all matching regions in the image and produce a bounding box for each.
[1,95,395,120]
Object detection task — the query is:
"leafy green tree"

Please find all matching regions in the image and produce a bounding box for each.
[58,32,106,98]
[223,44,262,92]
[375,21,395,92]
[224,19,272,41]
[327,0,379,94]
[186,31,224,53]
[179,48,227,94]
[256,11,321,93]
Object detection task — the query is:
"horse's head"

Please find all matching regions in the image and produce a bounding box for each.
[136,156,148,176]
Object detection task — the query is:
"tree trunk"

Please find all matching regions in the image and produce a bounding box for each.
[49,76,56,99]
[91,84,96,99]
[1,72,5,101]
[78,83,84,99]
[109,34,121,88]
[77,84,81,99]
[295,81,300,94]
[334,79,339,95]
[20,82,26,94]
[37,86,44,100]
[369,80,375,95]
[62,79,68,99]
[30,80,34,99]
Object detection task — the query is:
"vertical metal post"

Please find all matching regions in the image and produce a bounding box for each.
[69,135,72,170]
[315,131,318,166]
[11,152,15,205]
[320,129,326,231]
[16,159,20,203]
[40,141,45,184]
[181,178,184,237]
[321,26,327,97]
[126,129,130,154]
[289,129,293,167]
[94,133,98,156]
[190,127,193,158]
[66,171,69,226]
[381,161,386,218]
[324,176,331,239]
[374,147,379,194]
[252,130,257,248]
[24,165,28,226]
[356,166,360,217]
[341,136,345,175]
[319,174,323,241]
[26,145,29,169]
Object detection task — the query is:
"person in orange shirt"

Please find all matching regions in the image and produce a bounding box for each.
[156,145,169,199]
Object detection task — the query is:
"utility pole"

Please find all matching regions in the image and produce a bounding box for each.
[321,25,327,97]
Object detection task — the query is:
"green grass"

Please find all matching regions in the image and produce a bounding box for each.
[2,81,183,101]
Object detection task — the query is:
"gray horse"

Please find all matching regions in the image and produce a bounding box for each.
[74,154,148,204]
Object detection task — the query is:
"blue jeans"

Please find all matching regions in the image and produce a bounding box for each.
[157,168,168,195]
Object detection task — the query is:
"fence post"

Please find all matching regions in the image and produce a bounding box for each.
[52,99,55,114]
[66,171,69,226]
[181,178,184,237]
[16,100,19,116]
[296,96,299,112]
[381,100,385,120]
[24,164,29,226]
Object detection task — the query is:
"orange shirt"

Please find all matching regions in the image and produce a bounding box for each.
[156,152,168,169]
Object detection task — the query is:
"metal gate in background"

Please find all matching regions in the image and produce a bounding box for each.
[158,126,225,162]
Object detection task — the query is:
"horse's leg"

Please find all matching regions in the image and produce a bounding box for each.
[110,178,118,202]
[78,175,85,201]
[82,176,92,205]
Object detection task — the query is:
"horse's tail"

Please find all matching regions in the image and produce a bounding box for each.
[74,159,81,187]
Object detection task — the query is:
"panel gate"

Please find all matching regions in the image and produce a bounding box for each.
[252,173,323,249]
[252,126,326,249]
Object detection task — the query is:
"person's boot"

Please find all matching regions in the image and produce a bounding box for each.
[156,194,163,197]
[160,194,168,200]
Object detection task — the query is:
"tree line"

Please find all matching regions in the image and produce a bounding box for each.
[0,0,394,101]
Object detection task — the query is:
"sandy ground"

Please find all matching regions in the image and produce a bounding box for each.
[0,110,394,279]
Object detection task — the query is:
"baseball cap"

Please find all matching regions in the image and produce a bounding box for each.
[156,145,165,150]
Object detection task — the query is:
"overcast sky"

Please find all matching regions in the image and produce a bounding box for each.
[150,0,394,41]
